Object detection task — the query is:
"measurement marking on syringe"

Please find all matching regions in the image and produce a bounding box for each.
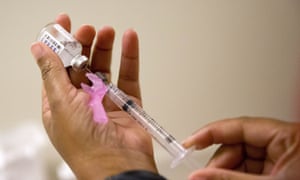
[122,100,134,112]
[166,135,176,143]
[121,99,176,144]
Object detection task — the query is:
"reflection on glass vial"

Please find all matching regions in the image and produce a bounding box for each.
[37,23,88,71]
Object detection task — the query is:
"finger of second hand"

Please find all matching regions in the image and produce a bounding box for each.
[183,118,281,150]
[207,144,244,169]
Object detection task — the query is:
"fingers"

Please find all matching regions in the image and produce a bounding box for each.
[117,29,141,99]
[90,26,115,77]
[206,144,244,169]
[74,25,96,59]
[55,13,71,32]
[51,14,141,101]
[69,25,96,87]
[31,42,71,107]
[188,168,271,180]
[206,144,265,174]
[55,14,97,88]
[182,117,285,150]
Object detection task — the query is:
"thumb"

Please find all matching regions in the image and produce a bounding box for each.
[188,168,271,180]
[31,42,71,104]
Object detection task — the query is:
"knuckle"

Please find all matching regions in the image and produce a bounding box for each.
[37,55,61,81]
[40,61,52,81]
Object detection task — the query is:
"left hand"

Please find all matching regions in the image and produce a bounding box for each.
[31,14,157,180]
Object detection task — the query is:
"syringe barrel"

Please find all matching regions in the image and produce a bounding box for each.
[105,83,187,159]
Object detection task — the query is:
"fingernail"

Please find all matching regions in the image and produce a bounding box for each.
[182,137,193,147]
[181,136,191,144]
[31,43,44,59]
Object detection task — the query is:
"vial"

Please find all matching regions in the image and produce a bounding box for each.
[37,23,88,71]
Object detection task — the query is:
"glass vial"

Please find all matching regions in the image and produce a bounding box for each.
[37,23,88,71]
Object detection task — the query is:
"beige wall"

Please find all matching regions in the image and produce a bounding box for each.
[0,0,300,179]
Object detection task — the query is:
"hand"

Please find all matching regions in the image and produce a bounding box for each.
[183,117,300,180]
[30,14,157,180]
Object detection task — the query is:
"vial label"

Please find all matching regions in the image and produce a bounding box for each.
[39,31,64,54]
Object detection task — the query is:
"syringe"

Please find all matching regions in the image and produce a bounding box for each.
[37,23,200,170]
[94,72,200,170]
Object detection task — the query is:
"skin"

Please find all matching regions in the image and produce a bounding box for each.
[31,14,157,180]
[31,14,300,180]
[183,117,300,180]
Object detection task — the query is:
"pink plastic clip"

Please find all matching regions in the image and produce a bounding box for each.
[81,73,108,124]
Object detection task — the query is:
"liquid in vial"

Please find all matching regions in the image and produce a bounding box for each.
[37,23,88,71]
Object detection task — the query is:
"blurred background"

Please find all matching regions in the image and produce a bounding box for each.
[0,0,299,179]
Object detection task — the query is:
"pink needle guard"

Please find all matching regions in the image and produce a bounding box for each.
[81,73,108,124]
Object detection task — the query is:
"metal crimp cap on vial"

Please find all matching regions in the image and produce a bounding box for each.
[71,55,88,71]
